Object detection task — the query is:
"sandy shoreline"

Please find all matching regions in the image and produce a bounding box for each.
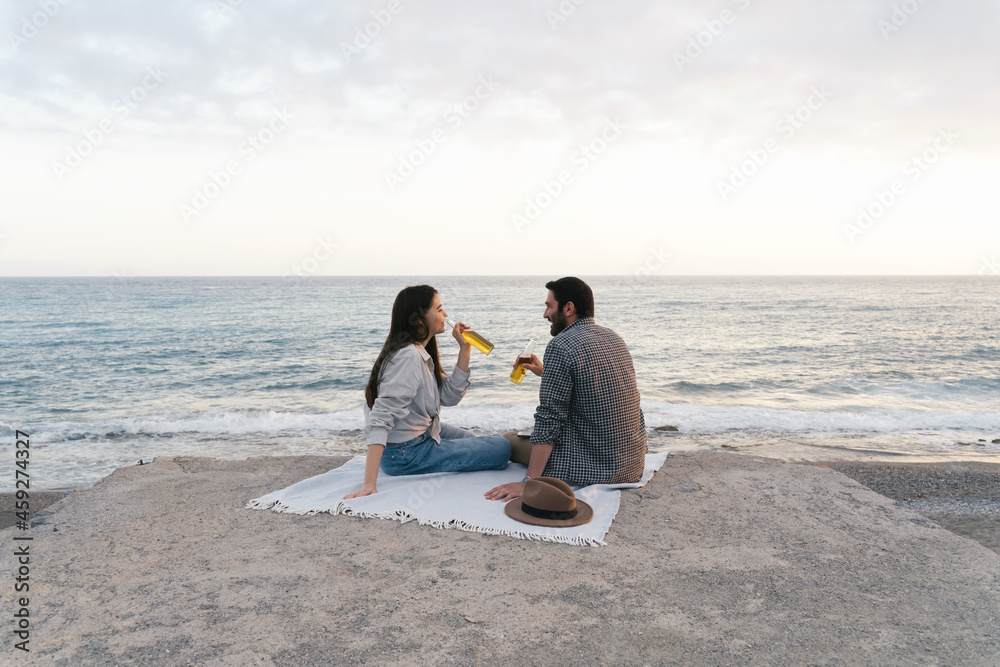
[2,452,998,665]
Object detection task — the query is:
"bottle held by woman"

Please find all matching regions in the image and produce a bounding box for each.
[445,317,494,355]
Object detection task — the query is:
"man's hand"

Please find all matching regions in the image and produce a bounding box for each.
[343,483,376,499]
[485,482,524,502]
[517,353,542,377]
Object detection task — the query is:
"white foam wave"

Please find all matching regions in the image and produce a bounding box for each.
[24,399,1000,445]
[33,409,366,443]
[393,401,1000,435]
[641,401,1000,433]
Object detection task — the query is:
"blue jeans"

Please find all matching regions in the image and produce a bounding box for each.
[379,423,511,476]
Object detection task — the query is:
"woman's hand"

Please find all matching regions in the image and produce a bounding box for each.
[451,321,471,352]
[343,483,377,499]
[519,353,543,377]
[344,445,384,499]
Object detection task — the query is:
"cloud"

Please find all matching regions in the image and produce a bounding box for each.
[1,0,998,161]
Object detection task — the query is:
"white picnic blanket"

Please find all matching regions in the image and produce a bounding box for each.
[247,452,668,547]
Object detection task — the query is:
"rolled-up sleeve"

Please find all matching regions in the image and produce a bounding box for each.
[439,366,470,407]
[531,342,572,446]
[365,352,420,445]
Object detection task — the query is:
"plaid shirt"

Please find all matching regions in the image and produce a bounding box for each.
[531,317,647,485]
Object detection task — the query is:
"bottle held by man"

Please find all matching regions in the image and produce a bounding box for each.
[509,337,538,384]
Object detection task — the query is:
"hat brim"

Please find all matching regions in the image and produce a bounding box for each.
[504,497,594,528]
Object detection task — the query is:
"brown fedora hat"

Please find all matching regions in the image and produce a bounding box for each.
[504,477,593,527]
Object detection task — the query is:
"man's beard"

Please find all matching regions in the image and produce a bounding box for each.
[548,311,567,336]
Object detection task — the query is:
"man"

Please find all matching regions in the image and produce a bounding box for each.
[485,277,647,502]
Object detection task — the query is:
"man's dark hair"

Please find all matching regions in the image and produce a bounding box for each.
[545,277,594,318]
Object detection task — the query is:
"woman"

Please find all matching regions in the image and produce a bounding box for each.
[344,285,511,499]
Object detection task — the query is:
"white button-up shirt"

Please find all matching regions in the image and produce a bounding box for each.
[363,343,470,446]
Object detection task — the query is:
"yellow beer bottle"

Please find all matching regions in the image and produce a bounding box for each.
[509,337,538,384]
[445,318,494,355]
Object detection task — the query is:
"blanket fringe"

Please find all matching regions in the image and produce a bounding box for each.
[246,496,605,547]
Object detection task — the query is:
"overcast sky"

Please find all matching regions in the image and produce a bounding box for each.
[2,0,998,276]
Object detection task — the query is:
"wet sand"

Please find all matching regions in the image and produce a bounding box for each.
[2,451,998,665]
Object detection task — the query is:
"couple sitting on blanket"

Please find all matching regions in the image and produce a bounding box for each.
[344,277,647,502]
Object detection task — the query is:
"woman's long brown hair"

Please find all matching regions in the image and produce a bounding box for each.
[365,285,445,409]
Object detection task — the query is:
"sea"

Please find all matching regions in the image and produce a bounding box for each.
[2,276,999,491]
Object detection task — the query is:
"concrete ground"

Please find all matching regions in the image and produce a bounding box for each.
[2,451,998,665]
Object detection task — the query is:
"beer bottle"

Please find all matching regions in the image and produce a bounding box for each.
[445,318,494,355]
[509,337,538,384]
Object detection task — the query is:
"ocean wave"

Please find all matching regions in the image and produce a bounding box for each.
[18,397,1000,446]
[30,409,367,443]
[640,401,1000,434]
[655,375,1000,405]
[22,404,542,444]
[665,380,754,394]
[451,401,1000,434]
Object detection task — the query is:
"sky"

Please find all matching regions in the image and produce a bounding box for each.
[1,0,998,276]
